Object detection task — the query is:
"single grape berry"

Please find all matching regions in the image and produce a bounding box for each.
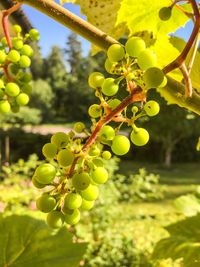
[51,132,69,148]
[7,50,20,63]
[107,44,125,62]
[88,104,102,118]
[57,149,74,167]
[74,122,85,133]
[80,199,95,211]
[137,49,157,70]
[42,143,57,159]
[20,44,33,57]
[16,93,29,106]
[99,125,115,141]
[13,25,22,34]
[21,84,32,94]
[143,67,165,89]
[65,209,80,225]
[144,100,160,117]
[130,127,149,146]
[29,29,40,41]
[32,175,46,189]
[72,172,90,190]
[35,163,56,184]
[104,58,115,73]
[159,7,172,21]
[81,184,99,201]
[63,193,82,210]
[0,100,11,113]
[111,135,130,156]
[125,37,146,58]
[102,78,119,96]
[89,145,101,156]
[91,167,109,184]
[102,151,112,160]
[132,106,139,114]
[107,99,121,110]
[36,194,57,213]
[19,55,31,68]
[12,38,23,50]
[88,72,105,89]
[46,211,64,228]
[5,83,20,97]
[0,50,6,63]
[92,158,104,167]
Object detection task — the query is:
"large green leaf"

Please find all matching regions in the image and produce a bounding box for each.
[0,215,87,267]
[152,214,200,267]
[117,0,190,36]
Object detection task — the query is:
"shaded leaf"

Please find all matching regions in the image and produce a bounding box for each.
[0,215,87,267]
[152,214,200,267]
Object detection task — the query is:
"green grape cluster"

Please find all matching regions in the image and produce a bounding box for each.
[33,130,110,228]
[0,25,40,114]
[33,37,163,229]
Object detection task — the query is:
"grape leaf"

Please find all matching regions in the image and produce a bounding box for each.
[170,36,200,92]
[0,215,87,267]
[60,0,126,42]
[152,214,200,267]
[117,0,190,36]
[174,194,200,217]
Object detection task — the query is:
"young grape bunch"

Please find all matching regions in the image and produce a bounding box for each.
[32,36,162,230]
[0,25,40,114]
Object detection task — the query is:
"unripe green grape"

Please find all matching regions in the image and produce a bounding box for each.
[29,28,40,41]
[46,211,64,228]
[8,64,20,77]
[72,172,90,190]
[80,199,94,211]
[20,72,32,83]
[88,104,102,118]
[137,49,157,70]
[32,175,46,189]
[63,193,82,210]
[102,78,119,96]
[19,55,31,68]
[89,145,101,156]
[107,44,125,62]
[88,72,105,89]
[65,209,80,225]
[1,37,7,46]
[105,58,115,73]
[36,194,57,213]
[5,82,20,97]
[13,24,22,34]
[143,67,165,89]
[159,7,172,21]
[92,158,104,167]
[0,79,5,89]
[7,49,20,63]
[61,205,74,215]
[111,135,130,156]
[21,84,32,94]
[74,122,85,133]
[125,37,146,58]
[99,125,115,141]
[0,50,6,63]
[57,149,74,167]
[102,150,111,160]
[0,100,11,113]
[12,38,23,50]
[11,104,20,113]
[107,98,121,110]
[51,132,69,148]
[42,143,57,159]
[144,100,160,116]
[159,76,168,88]
[35,163,56,184]
[91,167,108,184]
[130,127,149,146]
[132,106,139,114]
[20,44,33,57]
[81,184,99,201]
[16,93,29,106]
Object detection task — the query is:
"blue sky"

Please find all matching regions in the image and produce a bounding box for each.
[22,2,193,58]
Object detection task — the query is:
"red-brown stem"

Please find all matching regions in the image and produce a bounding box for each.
[2,3,22,50]
[67,86,145,177]
[188,32,200,74]
[3,65,13,81]
[163,0,200,74]
[179,63,193,97]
